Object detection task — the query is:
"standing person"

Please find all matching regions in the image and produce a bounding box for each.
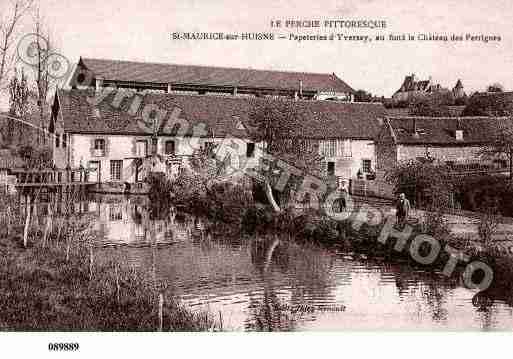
[337,179,348,211]
[396,193,411,228]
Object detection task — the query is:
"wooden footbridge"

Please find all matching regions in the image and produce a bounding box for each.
[6,168,98,192]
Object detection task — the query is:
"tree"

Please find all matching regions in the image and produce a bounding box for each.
[30,6,59,145]
[409,91,455,117]
[354,89,373,102]
[248,98,322,212]
[462,92,513,117]
[17,144,51,168]
[0,0,33,90]
[486,83,504,93]
[385,159,454,209]
[480,117,513,182]
[8,68,36,144]
[454,93,469,106]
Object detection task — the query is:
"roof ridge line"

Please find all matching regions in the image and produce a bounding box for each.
[64,88,380,106]
[80,57,336,77]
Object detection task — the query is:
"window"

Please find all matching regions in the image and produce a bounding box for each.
[62,134,67,148]
[327,161,335,176]
[110,160,123,181]
[165,140,175,155]
[108,205,123,221]
[136,140,147,157]
[94,139,105,151]
[93,138,106,156]
[362,159,372,173]
[55,134,60,148]
[319,140,337,157]
[246,142,255,158]
[151,138,158,154]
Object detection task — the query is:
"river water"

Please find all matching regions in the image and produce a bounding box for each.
[47,195,513,330]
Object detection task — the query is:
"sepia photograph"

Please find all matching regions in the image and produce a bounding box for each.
[0,0,512,357]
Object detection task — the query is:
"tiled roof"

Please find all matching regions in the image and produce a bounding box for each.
[385,106,466,117]
[384,116,512,145]
[56,89,385,139]
[77,57,354,94]
[396,75,431,93]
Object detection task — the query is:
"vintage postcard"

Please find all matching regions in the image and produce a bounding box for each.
[0,0,512,357]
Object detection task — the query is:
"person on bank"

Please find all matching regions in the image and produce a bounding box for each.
[338,179,348,211]
[396,193,411,227]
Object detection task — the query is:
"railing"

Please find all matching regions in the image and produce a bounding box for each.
[9,168,95,186]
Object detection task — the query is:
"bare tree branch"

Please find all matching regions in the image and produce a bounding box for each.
[0,0,34,90]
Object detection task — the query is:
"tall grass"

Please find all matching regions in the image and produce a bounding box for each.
[0,188,219,331]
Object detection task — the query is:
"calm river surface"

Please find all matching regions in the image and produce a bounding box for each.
[66,195,513,330]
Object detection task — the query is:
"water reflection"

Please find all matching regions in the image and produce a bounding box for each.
[23,194,513,330]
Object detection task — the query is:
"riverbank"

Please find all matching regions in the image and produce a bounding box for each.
[158,176,513,296]
[0,206,218,331]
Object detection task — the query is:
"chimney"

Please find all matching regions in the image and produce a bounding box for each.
[299,80,303,99]
[95,77,104,92]
[455,118,463,140]
[167,83,172,93]
[455,129,464,141]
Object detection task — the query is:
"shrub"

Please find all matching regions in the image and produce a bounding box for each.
[454,175,513,216]
[385,160,454,208]
[477,205,500,247]
[419,210,451,240]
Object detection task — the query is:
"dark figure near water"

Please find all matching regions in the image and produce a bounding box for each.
[396,193,411,228]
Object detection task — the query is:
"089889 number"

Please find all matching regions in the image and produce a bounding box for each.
[48,343,79,351]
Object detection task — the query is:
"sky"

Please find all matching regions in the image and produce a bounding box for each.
[1,0,512,109]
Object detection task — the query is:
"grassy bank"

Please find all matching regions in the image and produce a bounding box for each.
[0,191,218,331]
[155,175,513,296]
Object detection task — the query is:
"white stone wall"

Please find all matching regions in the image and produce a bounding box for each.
[320,139,376,179]
[69,134,264,183]
[397,144,483,163]
[315,92,353,102]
